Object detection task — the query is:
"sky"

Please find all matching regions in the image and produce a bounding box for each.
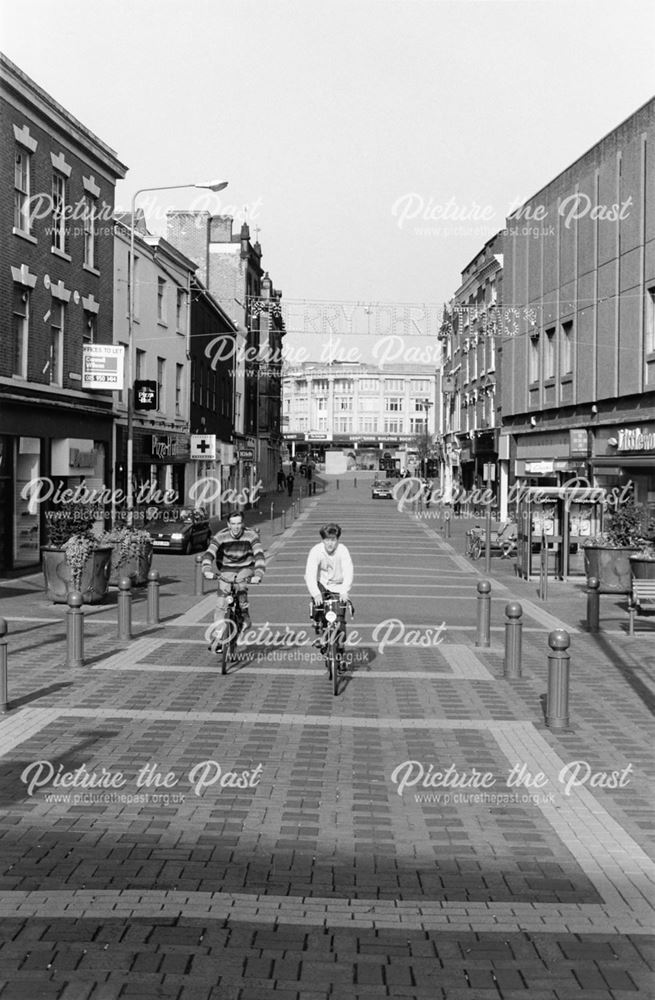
[2,0,654,363]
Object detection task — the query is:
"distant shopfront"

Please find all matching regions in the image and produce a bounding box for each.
[592,424,655,519]
[115,428,191,507]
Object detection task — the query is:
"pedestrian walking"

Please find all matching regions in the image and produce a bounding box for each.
[291,459,297,474]
[277,467,285,493]
[286,472,294,497]
[307,464,313,484]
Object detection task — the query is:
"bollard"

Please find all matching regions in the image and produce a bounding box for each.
[298,492,302,514]
[444,513,451,539]
[586,576,599,633]
[354,477,357,488]
[147,569,160,625]
[270,502,274,534]
[475,580,492,648]
[0,618,9,712]
[336,479,340,490]
[117,576,132,641]
[194,553,204,596]
[503,602,523,678]
[65,591,84,668]
[282,509,287,531]
[546,629,571,730]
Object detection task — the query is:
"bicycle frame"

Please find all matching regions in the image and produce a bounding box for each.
[315,592,353,696]
[210,579,246,674]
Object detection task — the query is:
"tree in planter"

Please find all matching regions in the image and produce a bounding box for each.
[585,492,651,549]
[96,527,153,585]
[583,491,653,594]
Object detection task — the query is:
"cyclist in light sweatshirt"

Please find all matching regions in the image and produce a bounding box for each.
[304,523,354,643]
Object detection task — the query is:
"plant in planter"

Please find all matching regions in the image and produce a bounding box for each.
[97,527,153,586]
[583,493,651,593]
[41,507,112,604]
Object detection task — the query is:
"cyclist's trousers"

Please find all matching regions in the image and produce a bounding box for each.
[213,568,252,625]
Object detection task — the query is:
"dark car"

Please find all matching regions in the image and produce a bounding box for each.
[145,505,212,554]
[371,479,394,500]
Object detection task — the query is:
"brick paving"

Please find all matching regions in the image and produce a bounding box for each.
[0,474,653,998]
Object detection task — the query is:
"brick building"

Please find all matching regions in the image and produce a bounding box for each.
[0,53,126,572]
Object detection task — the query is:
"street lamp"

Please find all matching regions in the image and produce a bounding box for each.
[418,398,434,476]
[125,180,228,524]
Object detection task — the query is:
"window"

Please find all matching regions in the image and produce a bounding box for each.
[317,416,328,431]
[646,287,655,355]
[176,288,186,333]
[334,379,353,393]
[411,379,429,393]
[315,396,327,411]
[157,357,165,409]
[14,149,32,233]
[410,417,427,434]
[49,302,64,385]
[338,397,353,410]
[51,172,67,252]
[560,321,573,375]
[359,396,378,412]
[312,379,328,393]
[385,397,402,411]
[359,416,378,433]
[83,196,97,268]
[175,364,183,416]
[135,348,146,380]
[157,277,166,323]
[83,312,96,345]
[545,327,555,379]
[359,378,379,392]
[385,378,403,392]
[384,417,403,434]
[12,286,29,378]
[336,416,352,433]
[529,333,540,383]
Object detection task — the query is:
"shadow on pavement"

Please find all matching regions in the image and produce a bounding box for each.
[8,681,74,711]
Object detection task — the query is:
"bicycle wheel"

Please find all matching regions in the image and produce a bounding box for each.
[471,537,483,560]
[328,640,339,696]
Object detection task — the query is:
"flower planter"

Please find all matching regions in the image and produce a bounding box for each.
[629,557,655,581]
[42,546,112,604]
[583,545,633,594]
[109,547,153,587]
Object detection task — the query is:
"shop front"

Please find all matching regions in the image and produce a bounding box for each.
[0,395,113,574]
[513,430,590,491]
[115,428,191,516]
[592,424,655,520]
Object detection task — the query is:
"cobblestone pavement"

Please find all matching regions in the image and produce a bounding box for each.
[0,476,653,998]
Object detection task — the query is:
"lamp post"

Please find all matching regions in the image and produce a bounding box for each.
[125,180,228,525]
[418,398,434,476]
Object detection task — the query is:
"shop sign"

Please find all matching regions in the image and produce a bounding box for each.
[238,448,254,460]
[150,435,189,461]
[69,448,96,469]
[618,427,655,451]
[134,380,158,411]
[82,344,124,389]
[525,460,554,475]
[306,432,332,441]
[569,429,589,458]
[191,435,217,460]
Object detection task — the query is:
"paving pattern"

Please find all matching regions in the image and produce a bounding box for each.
[0,479,653,998]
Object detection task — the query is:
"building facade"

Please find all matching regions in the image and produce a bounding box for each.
[166,211,285,494]
[0,53,126,572]
[282,363,438,474]
[440,233,504,506]
[501,98,655,519]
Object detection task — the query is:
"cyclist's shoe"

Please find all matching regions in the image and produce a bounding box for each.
[312,636,327,652]
[208,628,224,655]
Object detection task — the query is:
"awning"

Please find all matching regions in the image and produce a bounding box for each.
[591,456,655,469]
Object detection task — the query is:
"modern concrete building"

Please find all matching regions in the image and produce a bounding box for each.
[501,97,655,519]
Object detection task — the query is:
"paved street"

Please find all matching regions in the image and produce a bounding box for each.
[0,475,653,999]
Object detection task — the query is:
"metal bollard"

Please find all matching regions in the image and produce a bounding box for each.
[194,553,204,596]
[336,479,340,490]
[546,629,571,730]
[0,618,9,712]
[117,576,132,640]
[445,513,451,539]
[270,502,274,533]
[586,576,599,633]
[503,602,523,678]
[65,591,84,668]
[147,569,160,625]
[282,509,287,531]
[354,477,357,488]
[475,580,491,648]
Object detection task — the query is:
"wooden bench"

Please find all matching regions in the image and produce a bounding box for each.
[628,579,655,635]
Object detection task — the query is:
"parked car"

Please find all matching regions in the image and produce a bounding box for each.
[145,506,212,554]
[371,479,394,500]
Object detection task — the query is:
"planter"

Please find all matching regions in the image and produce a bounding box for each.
[109,547,153,587]
[42,546,112,604]
[629,557,655,581]
[583,545,634,594]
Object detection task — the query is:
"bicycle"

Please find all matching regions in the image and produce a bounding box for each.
[312,592,354,696]
[465,525,484,560]
[206,575,257,674]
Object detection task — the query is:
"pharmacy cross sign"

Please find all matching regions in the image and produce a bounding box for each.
[190,434,217,460]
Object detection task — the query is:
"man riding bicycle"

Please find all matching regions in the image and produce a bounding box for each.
[304,523,353,652]
[202,511,265,651]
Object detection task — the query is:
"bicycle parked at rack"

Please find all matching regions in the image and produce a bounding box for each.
[465,523,517,561]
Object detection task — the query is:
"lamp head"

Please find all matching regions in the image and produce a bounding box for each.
[196,179,229,192]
